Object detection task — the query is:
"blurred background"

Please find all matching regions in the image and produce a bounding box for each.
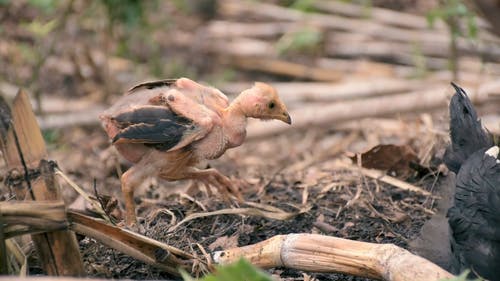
[1,0,500,280]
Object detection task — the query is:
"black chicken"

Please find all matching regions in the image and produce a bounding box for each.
[444,83,500,280]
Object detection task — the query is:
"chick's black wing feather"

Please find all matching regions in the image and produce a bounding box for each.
[111,106,195,151]
[443,83,493,173]
[127,79,178,94]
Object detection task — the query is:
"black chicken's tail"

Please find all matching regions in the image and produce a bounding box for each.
[443,83,494,173]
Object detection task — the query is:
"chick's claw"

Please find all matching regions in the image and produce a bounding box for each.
[197,169,243,204]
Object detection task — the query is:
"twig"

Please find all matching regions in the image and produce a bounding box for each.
[169,205,311,232]
[55,169,110,222]
[335,160,433,197]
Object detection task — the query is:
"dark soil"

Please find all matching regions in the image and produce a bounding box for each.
[59,127,447,281]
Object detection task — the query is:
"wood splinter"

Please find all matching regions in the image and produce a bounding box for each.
[212,233,453,281]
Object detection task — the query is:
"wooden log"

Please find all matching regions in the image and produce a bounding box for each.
[222,78,438,105]
[0,81,104,114]
[219,0,500,48]
[0,90,84,276]
[212,233,453,281]
[473,0,500,37]
[326,40,500,67]
[206,37,500,81]
[247,82,500,139]
[37,108,103,130]
[206,20,293,38]
[224,56,343,81]
[0,201,68,239]
[311,0,445,30]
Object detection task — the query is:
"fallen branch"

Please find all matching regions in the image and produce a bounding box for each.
[219,0,499,49]
[311,0,446,30]
[247,82,500,139]
[224,56,342,81]
[222,78,438,104]
[212,233,453,281]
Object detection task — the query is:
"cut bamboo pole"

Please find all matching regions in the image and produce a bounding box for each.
[310,0,446,30]
[247,82,500,139]
[222,78,438,105]
[213,233,453,281]
[219,1,444,44]
[0,201,68,239]
[219,0,500,48]
[0,90,84,276]
[226,56,343,81]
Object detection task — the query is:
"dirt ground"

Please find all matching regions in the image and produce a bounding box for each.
[1,0,500,280]
[39,120,447,281]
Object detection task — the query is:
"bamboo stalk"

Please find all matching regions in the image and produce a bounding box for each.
[0,201,68,239]
[219,0,500,48]
[311,0,445,30]
[0,90,84,276]
[225,56,342,81]
[222,78,438,105]
[213,233,453,281]
[219,1,442,43]
[247,82,500,139]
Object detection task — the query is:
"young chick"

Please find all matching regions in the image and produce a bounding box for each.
[100,78,291,225]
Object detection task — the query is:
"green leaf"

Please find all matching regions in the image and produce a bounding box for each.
[290,0,315,12]
[466,14,478,39]
[439,270,482,281]
[183,258,273,281]
[27,0,58,13]
[23,18,58,38]
[426,9,441,28]
[275,27,322,55]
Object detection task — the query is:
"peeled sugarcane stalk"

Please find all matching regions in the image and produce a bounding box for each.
[213,233,453,281]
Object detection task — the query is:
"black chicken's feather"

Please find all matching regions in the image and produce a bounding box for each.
[447,147,500,280]
[443,83,493,173]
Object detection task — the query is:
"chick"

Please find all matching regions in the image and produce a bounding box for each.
[100,78,291,225]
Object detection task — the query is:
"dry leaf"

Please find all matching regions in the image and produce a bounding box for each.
[208,234,239,251]
[352,144,419,179]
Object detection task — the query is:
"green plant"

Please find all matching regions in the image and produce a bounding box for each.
[439,270,483,281]
[275,27,323,56]
[427,0,478,80]
[101,0,145,28]
[27,0,58,13]
[181,258,273,281]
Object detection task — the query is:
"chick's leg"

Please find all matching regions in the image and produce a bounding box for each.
[191,168,243,202]
[163,167,243,202]
[120,165,149,226]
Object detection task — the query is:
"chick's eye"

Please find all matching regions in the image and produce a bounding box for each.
[268,101,275,109]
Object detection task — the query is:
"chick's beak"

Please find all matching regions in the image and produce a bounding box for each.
[279,111,292,124]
